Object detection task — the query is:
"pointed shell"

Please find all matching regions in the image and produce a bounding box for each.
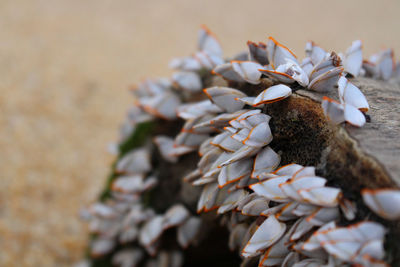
[116,148,151,174]
[177,216,202,248]
[231,61,263,84]
[308,67,343,92]
[253,84,292,106]
[252,146,281,179]
[322,97,345,125]
[362,188,400,220]
[198,25,223,57]
[203,87,247,112]
[242,215,286,258]
[344,103,366,127]
[172,71,202,92]
[139,215,164,247]
[344,40,363,77]
[338,76,369,111]
[247,41,269,65]
[162,204,190,230]
[267,37,298,69]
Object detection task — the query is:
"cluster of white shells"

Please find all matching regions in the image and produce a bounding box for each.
[81,26,400,267]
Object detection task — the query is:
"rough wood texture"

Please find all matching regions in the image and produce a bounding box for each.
[297,77,400,186]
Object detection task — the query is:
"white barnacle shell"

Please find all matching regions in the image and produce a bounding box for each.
[281,251,300,267]
[119,226,139,244]
[203,86,247,112]
[250,176,292,202]
[362,188,400,220]
[276,202,300,221]
[231,60,264,84]
[292,166,316,179]
[300,57,314,77]
[177,99,222,120]
[162,204,190,230]
[302,221,337,251]
[229,110,265,129]
[290,217,314,241]
[309,52,342,81]
[116,148,151,174]
[112,249,144,267]
[90,238,116,257]
[127,105,154,124]
[322,96,345,125]
[251,146,281,179]
[139,215,164,249]
[211,132,243,152]
[231,120,273,147]
[267,37,298,69]
[252,84,292,106]
[355,240,386,263]
[274,163,304,176]
[217,189,248,214]
[305,41,328,65]
[177,216,202,248]
[172,71,202,92]
[247,41,269,65]
[306,207,340,226]
[314,221,386,262]
[338,76,369,111]
[343,40,363,77]
[260,59,309,86]
[198,24,223,57]
[291,203,318,217]
[322,96,366,127]
[343,103,366,127]
[194,51,224,69]
[197,182,220,212]
[279,176,327,202]
[228,109,262,128]
[153,136,195,163]
[302,221,385,263]
[308,67,343,92]
[175,128,210,148]
[364,49,394,80]
[218,157,252,188]
[169,56,202,71]
[89,203,117,219]
[241,197,270,216]
[298,187,342,207]
[212,63,246,82]
[139,92,181,120]
[292,258,326,267]
[219,145,260,167]
[258,229,291,266]
[111,174,144,194]
[193,110,246,129]
[133,78,168,97]
[241,215,286,258]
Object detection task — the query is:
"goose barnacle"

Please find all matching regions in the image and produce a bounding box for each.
[82,25,399,267]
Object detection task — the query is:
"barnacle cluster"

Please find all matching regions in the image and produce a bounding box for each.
[80,26,400,267]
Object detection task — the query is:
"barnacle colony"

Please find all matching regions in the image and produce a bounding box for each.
[81,25,400,267]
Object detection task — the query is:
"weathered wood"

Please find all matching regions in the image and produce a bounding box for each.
[297,77,400,186]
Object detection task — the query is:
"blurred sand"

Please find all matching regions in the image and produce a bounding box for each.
[0,0,399,266]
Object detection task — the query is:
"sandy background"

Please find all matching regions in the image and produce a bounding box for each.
[0,0,399,266]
